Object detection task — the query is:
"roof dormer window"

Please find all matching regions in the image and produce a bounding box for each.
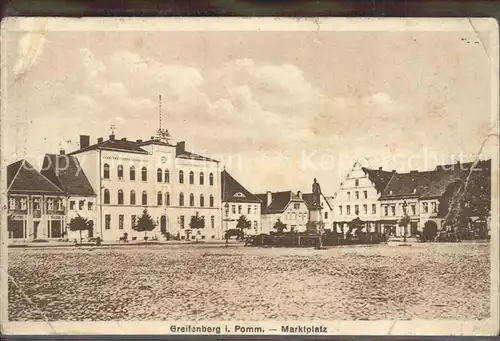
[234,192,245,198]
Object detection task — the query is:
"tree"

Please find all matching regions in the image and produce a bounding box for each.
[273,219,287,234]
[133,208,157,240]
[236,215,251,237]
[189,212,205,241]
[69,216,94,244]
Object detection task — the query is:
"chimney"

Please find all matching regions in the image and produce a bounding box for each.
[97,137,104,144]
[297,190,302,199]
[176,141,186,155]
[59,149,65,155]
[121,137,127,141]
[79,135,90,149]
[410,170,418,173]
[266,191,272,206]
[109,134,115,141]
[136,139,143,143]
[379,167,382,170]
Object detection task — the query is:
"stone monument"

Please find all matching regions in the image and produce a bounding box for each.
[306,178,325,248]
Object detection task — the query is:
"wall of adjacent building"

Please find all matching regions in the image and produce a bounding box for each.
[223,201,262,235]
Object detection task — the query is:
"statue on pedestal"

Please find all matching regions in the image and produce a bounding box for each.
[312,178,322,208]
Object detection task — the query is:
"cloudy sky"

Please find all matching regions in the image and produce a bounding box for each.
[3,19,496,194]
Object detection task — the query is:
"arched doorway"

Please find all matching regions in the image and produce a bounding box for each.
[160,215,168,236]
[422,220,438,242]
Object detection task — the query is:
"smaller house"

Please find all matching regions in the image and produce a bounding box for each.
[7,159,66,241]
[41,151,97,240]
[256,191,309,233]
[221,170,262,235]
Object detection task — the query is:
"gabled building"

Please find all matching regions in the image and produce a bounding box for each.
[255,191,309,233]
[330,161,395,234]
[301,191,333,229]
[41,152,98,240]
[221,170,262,235]
[68,131,222,241]
[7,160,66,240]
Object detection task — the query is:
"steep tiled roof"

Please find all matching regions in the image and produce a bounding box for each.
[7,160,64,195]
[420,170,463,199]
[302,193,333,210]
[361,167,395,193]
[256,191,303,214]
[221,170,261,203]
[380,171,432,199]
[69,137,149,155]
[41,154,96,196]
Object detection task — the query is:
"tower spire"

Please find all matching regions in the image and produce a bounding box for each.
[155,93,172,143]
[158,94,162,131]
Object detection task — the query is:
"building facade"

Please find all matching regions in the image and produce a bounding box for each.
[330,162,395,234]
[256,191,309,233]
[221,170,262,235]
[41,152,98,241]
[68,131,222,241]
[7,160,66,241]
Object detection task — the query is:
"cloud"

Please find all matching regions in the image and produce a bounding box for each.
[13,27,49,79]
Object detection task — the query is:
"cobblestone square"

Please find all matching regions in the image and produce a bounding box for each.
[8,243,490,321]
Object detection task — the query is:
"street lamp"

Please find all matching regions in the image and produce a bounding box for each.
[224,202,229,247]
[402,200,408,243]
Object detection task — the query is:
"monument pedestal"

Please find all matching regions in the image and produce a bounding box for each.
[306,207,325,249]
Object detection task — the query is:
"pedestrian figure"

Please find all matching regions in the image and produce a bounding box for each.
[96,235,101,246]
[73,239,78,247]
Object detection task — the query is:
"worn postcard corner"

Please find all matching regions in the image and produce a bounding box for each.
[0,17,499,336]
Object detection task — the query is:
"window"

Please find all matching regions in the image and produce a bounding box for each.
[232,205,236,214]
[189,171,195,185]
[164,169,170,183]
[131,215,136,229]
[209,173,214,186]
[411,204,416,216]
[363,204,367,214]
[338,205,343,215]
[294,203,300,209]
[46,198,54,211]
[190,194,194,207]
[372,204,376,214]
[200,194,204,207]
[179,193,184,206]
[199,172,204,185]
[238,205,242,214]
[254,221,258,231]
[355,191,359,199]
[209,195,214,207]
[70,201,75,210]
[422,202,428,213]
[105,214,111,230]
[130,190,136,205]
[346,205,351,215]
[355,179,359,186]
[157,192,162,206]
[292,213,296,220]
[211,216,215,229]
[157,168,162,182]
[247,205,251,214]
[347,192,351,200]
[324,212,329,219]
[79,200,85,210]
[254,205,258,214]
[355,205,359,215]
[142,190,147,205]
[33,198,40,210]
[179,170,184,184]
[141,167,147,181]
[119,215,124,230]
[103,163,110,179]
[118,190,124,205]
[391,205,396,216]
[179,215,185,229]
[8,197,15,210]
[104,189,110,204]
[117,165,123,179]
[165,192,170,206]
[384,205,388,216]
[88,202,93,210]
[431,202,437,213]
[364,190,368,199]
[130,166,135,181]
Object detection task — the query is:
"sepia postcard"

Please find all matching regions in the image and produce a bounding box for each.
[0,17,499,336]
